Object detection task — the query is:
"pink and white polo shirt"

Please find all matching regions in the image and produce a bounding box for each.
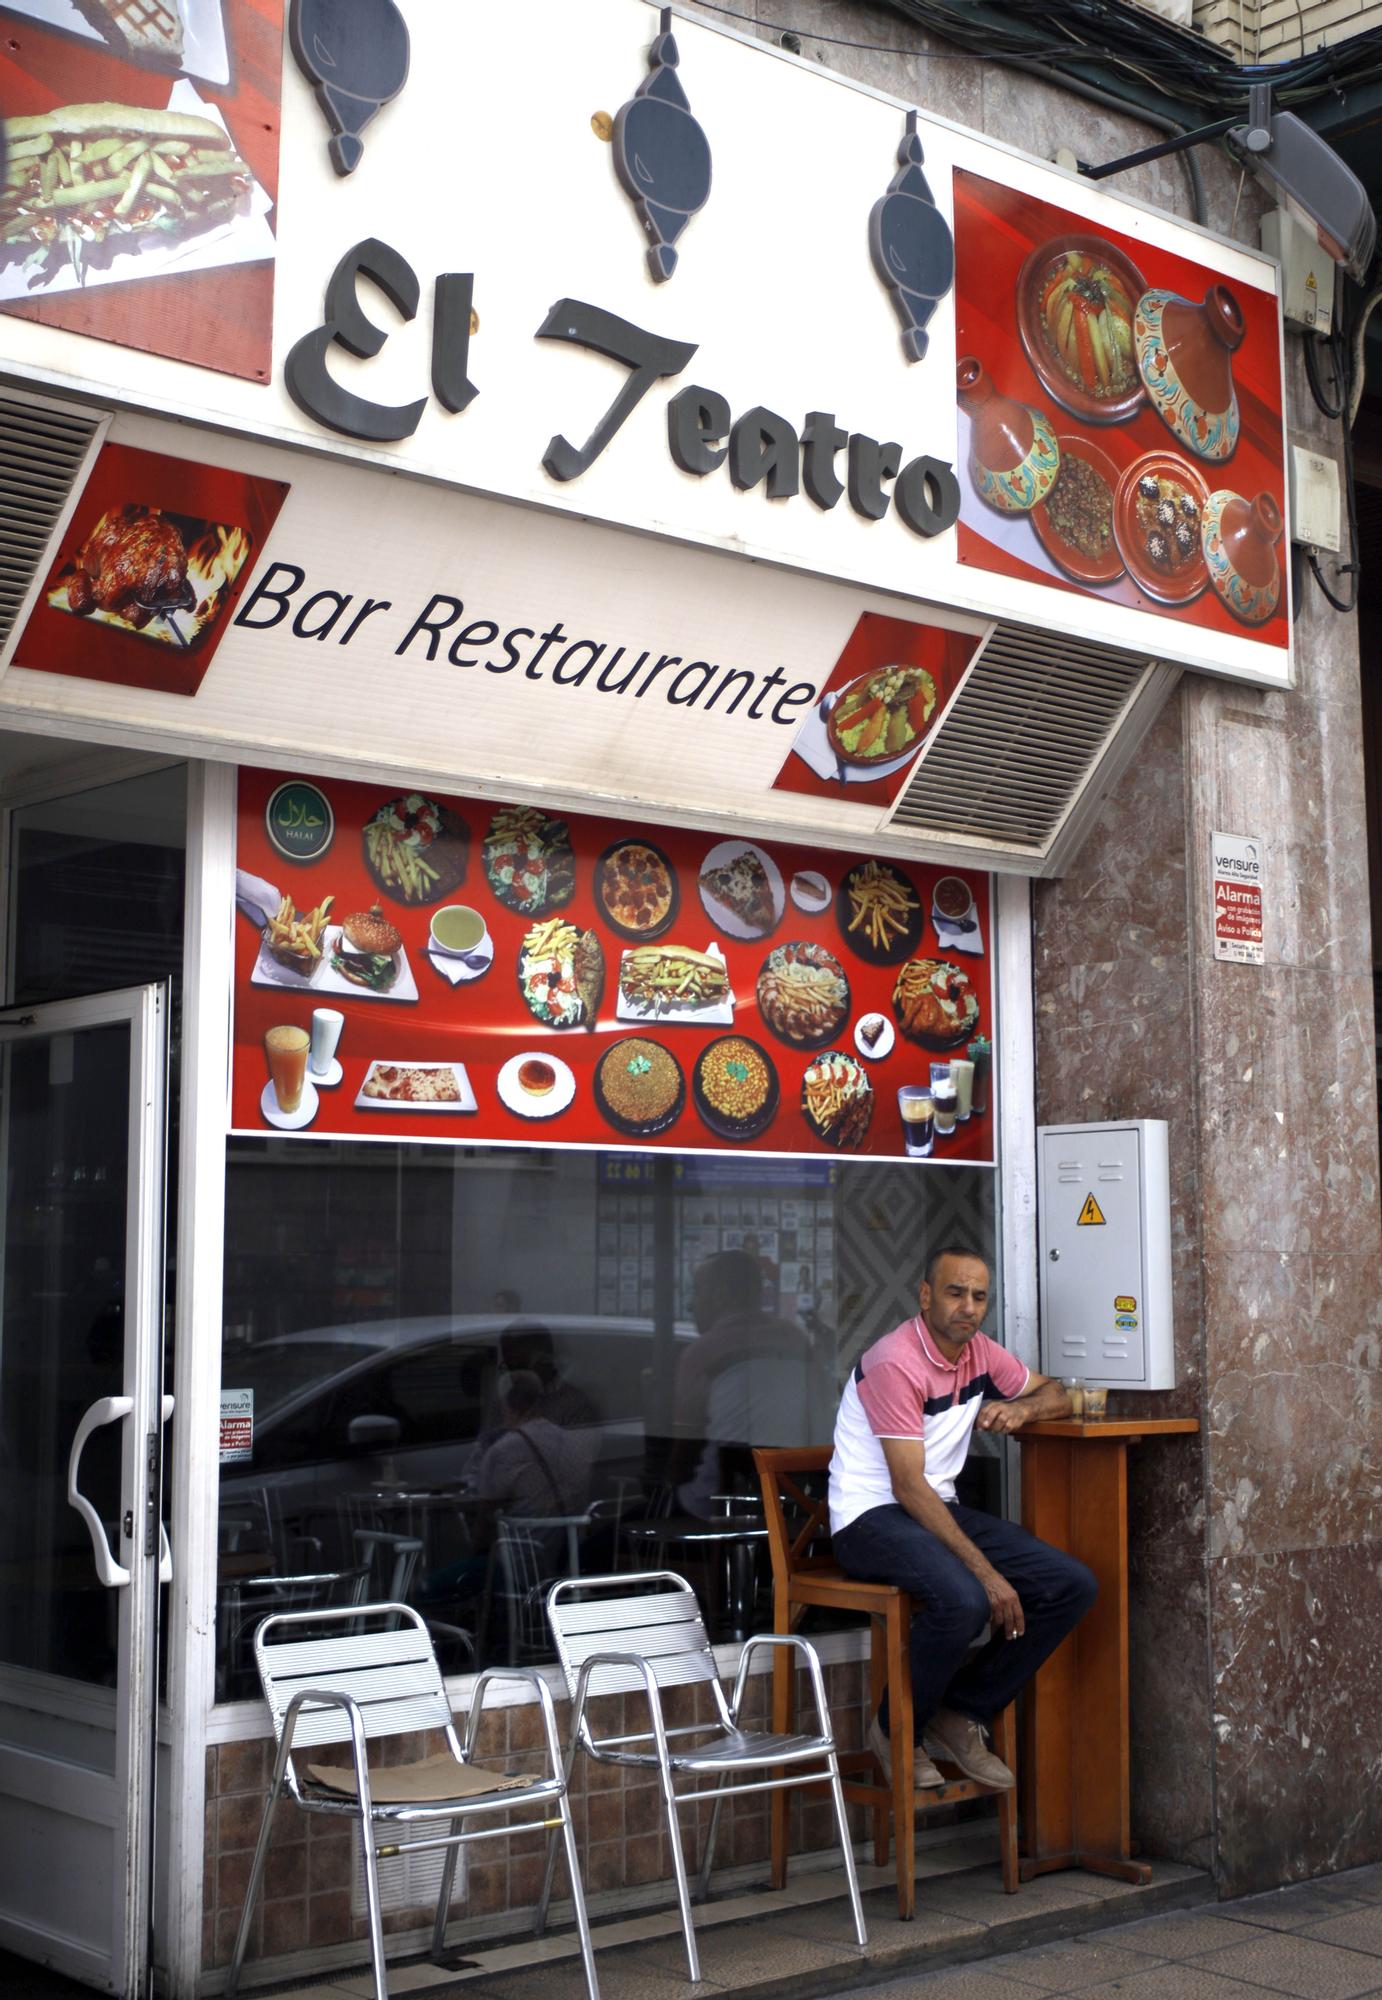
[829,1316,1029,1532]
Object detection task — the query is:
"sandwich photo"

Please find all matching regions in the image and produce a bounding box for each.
[2,101,255,285]
[332,906,403,993]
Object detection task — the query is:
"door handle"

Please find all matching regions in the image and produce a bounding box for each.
[68,1395,133,1588]
[158,1394,174,1585]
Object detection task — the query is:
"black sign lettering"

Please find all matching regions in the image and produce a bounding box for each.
[536,298,696,481]
[233,561,305,630]
[396,594,465,659]
[432,271,479,415]
[847,433,902,521]
[667,386,729,474]
[285,238,428,443]
[801,412,848,510]
[895,454,961,537]
[729,407,800,499]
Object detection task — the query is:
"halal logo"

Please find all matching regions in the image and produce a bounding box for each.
[265,780,335,863]
[869,112,955,363]
[288,0,410,176]
[613,7,712,282]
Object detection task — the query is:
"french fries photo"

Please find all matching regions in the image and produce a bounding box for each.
[364,821,441,901]
[845,858,919,952]
[264,892,334,971]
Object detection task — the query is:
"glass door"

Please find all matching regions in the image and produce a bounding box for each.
[0,985,168,1996]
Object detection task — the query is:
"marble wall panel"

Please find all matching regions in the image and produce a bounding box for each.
[1128,1435,1214,1870]
[1210,1541,1382,1897]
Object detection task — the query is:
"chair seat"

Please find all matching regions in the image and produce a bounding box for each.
[600,1727,833,1774]
[301,1749,559,1814]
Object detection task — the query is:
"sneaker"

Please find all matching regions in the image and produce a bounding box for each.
[867,1713,945,1789]
[921,1707,1015,1790]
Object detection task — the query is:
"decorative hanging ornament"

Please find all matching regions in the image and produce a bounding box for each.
[613,7,712,282]
[869,112,955,363]
[289,0,411,177]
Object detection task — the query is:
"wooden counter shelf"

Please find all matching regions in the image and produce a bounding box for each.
[1016,1414,1199,1885]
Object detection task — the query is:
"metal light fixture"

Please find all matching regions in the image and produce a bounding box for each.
[1081,83,1375,287]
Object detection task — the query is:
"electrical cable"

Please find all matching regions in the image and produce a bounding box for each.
[1304,292,1361,613]
[1348,285,1382,427]
[1304,321,1346,421]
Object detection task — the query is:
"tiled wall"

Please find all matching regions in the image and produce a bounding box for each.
[204,1659,872,1978]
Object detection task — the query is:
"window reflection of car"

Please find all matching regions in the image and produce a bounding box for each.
[219,1313,694,1562]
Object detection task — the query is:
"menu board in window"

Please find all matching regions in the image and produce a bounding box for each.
[231,770,996,1163]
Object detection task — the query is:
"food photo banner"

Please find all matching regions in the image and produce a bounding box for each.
[953,173,1288,644]
[0,0,281,379]
[231,769,996,1163]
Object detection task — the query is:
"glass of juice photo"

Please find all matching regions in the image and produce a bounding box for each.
[265,1024,310,1114]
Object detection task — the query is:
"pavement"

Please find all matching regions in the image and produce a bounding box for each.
[2,1845,1379,2000]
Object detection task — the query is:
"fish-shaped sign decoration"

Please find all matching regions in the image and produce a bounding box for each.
[613,7,712,282]
[869,113,955,363]
[289,0,410,177]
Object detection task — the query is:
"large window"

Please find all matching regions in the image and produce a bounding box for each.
[217,1140,999,1699]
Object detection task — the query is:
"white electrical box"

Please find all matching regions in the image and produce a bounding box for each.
[1261,207,1336,335]
[1037,1119,1175,1390]
[1289,443,1342,553]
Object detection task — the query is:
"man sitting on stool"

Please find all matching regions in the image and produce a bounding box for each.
[829,1245,1096,1789]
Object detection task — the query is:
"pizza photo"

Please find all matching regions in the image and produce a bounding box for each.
[595,838,678,940]
[697,839,784,942]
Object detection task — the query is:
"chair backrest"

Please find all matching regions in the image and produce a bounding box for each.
[353,1528,424,1603]
[753,1446,837,1589]
[546,1571,731,1747]
[492,1515,586,1664]
[253,1601,458,1767]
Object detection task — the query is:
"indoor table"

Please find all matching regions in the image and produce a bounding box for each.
[1016,1416,1199,1883]
[623,1515,769,1639]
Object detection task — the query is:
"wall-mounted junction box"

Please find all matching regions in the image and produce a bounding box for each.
[1037,1119,1175,1390]
[1289,443,1342,553]
[1261,207,1336,335]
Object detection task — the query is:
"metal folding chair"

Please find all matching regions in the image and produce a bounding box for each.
[539,1570,866,1982]
[224,1601,598,2000]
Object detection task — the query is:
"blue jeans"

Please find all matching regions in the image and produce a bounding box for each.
[831,1501,1096,1739]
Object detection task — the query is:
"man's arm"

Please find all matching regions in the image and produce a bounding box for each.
[975,1368,1071,1436]
[879,1435,1025,1638]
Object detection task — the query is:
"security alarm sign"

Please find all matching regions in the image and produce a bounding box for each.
[1211,831,1264,963]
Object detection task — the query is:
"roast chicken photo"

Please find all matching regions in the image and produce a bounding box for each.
[66,504,195,621]
[46,496,255,651]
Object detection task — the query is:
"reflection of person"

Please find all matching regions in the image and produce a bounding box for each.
[672,1249,826,1516]
[498,1323,600,1435]
[829,1247,1095,1790]
[473,1372,592,1527]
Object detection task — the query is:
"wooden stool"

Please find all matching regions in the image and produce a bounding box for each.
[754,1446,1018,1919]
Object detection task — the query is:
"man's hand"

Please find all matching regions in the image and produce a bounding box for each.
[977,1561,1025,1638]
[976,1400,1032,1434]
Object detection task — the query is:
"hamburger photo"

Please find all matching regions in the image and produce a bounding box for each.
[332,904,402,993]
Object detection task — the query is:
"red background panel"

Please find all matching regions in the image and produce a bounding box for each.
[771,612,983,807]
[232,768,997,1164]
[14,440,290,695]
[953,169,1288,648]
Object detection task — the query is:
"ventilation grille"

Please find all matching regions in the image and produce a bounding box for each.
[0,389,104,652]
[892,620,1153,852]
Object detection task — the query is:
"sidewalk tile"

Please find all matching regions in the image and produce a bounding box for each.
[1218,1882,1370,1932]
[1194,1932,1382,1998]
[1301,1906,1382,1953]
[1105,1910,1273,1958]
[977,1937,1176,1989]
[1058,1967,1291,2000]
